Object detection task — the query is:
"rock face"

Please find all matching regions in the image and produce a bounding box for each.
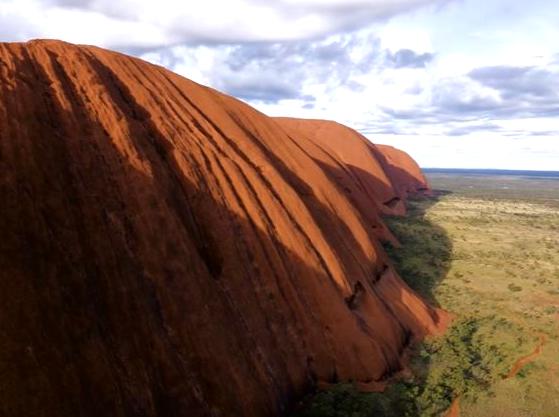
[373,144,431,200]
[274,118,430,216]
[0,40,445,417]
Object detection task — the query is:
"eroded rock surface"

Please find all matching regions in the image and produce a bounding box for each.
[0,40,444,417]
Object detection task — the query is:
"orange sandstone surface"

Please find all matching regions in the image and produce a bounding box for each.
[373,144,432,200]
[0,40,447,417]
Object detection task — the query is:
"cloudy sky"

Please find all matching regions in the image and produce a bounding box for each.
[2,0,558,170]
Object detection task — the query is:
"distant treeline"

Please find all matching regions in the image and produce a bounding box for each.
[422,168,559,178]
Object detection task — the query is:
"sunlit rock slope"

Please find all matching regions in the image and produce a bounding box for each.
[0,40,444,417]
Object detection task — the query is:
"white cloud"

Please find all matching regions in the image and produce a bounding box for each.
[372,135,559,171]
[0,0,450,48]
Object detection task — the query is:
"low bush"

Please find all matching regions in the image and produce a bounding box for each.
[293,318,508,417]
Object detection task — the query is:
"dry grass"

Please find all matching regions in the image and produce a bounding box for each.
[399,174,559,417]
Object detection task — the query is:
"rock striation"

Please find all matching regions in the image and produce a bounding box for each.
[0,40,445,417]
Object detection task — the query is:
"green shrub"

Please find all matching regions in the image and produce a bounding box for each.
[293,318,508,417]
[292,383,417,417]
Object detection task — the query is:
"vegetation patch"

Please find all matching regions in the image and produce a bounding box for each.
[293,317,509,417]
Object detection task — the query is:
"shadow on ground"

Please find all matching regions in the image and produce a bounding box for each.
[383,190,454,308]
